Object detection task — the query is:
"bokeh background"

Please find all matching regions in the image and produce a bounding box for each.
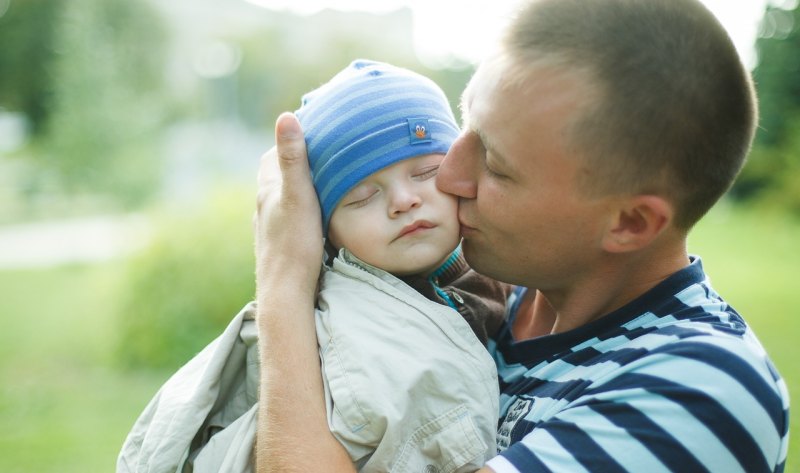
[0,0,797,471]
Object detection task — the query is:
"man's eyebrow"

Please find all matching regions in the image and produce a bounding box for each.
[459,79,514,173]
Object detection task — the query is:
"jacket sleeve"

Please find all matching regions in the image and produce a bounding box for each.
[116,302,257,473]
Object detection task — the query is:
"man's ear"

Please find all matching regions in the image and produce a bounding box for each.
[602,195,673,253]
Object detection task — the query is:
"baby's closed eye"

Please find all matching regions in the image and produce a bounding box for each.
[342,184,379,208]
[413,166,439,181]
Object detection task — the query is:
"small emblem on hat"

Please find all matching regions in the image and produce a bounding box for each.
[407,117,431,144]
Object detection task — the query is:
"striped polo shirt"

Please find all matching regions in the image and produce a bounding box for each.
[486,257,789,473]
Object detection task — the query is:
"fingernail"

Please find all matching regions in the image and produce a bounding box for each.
[277,112,301,139]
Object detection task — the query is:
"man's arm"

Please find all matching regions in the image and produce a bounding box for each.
[254,112,355,473]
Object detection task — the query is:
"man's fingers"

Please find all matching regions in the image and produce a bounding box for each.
[275,112,310,183]
[256,112,311,216]
[255,112,321,241]
[257,146,279,189]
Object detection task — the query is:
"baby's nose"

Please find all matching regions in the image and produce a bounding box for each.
[389,187,422,215]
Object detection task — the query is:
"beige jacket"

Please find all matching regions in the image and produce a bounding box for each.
[117,250,499,473]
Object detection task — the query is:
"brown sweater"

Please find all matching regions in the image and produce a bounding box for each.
[401,251,513,345]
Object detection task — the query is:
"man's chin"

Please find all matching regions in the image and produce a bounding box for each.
[461,239,491,276]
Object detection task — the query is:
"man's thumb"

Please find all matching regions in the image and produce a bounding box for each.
[275,112,308,175]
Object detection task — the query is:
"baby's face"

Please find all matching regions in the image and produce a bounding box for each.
[328,154,460,277]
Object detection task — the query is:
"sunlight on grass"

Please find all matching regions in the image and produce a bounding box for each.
[0,264,170,473]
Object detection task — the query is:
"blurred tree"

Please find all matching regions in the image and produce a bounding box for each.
[233,9,473,132]
[38,0,171,205]
[233,10,414,130]
[733,1,800,208]
[0,0,66,134]
[753,3,800,147]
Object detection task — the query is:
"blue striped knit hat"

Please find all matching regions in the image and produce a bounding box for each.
[295,59,461,235]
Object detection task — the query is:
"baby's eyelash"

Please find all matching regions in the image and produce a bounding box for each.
[414,166,439,180]
[345,191,377,208]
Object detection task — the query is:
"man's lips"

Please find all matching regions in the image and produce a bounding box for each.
[398,220,435,238]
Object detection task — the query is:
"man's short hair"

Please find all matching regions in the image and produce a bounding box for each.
[504,0,757,229]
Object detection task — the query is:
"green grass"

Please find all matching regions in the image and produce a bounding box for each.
[0,264,170,473]
[0,204,796,471]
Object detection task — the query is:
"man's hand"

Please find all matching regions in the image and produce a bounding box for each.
[255,112,323,296]
[254,113,354,473]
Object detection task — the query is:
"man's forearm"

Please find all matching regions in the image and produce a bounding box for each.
[254,113,355,472]
[254,265,355,473]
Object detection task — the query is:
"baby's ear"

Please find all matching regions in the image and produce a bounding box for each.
[602,195,673,253]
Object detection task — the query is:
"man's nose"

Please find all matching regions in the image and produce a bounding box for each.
[437,132,478,199]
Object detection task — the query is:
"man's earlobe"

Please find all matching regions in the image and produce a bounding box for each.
[603,195,673,253]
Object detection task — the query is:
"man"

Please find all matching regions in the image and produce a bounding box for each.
[254,0,790,472]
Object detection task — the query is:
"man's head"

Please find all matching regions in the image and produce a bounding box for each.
[437,0,756,287]
[296,60,462,275]
[502,0,757,230]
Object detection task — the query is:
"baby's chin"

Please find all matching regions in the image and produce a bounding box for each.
[388,247,460,278]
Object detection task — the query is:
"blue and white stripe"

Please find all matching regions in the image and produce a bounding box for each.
[487,257,790,473]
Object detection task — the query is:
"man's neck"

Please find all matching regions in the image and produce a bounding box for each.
[512,245,690,340]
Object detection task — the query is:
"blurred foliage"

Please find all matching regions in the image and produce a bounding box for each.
[739,113,800,215]
[115,187,255,369]
[733,1,800,213]
[0,1,473,214]
[39,0,171,205]
[0,0,65,134]
[231,9,472,131]
[233,10,421,129]
[752,4,800,147]
[4,0,800,216]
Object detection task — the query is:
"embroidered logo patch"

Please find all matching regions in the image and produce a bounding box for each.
[407,117,431,144]
[497,397,534,452]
